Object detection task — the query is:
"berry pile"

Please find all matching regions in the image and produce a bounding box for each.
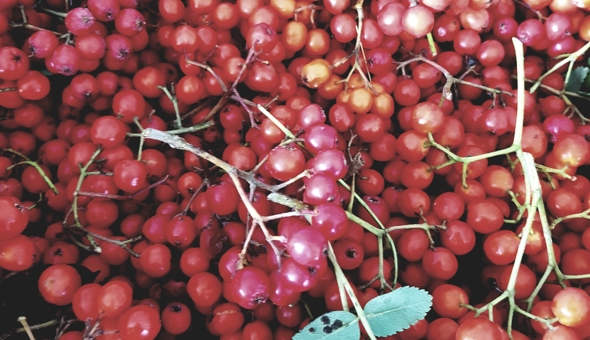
[1,0,590,339]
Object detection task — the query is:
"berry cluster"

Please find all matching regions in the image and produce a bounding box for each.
[1,0,590,339]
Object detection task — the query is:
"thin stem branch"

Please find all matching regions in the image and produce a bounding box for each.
[5,160,58,194]
[530,41,590,93]
[514,305,556,330]
[0,318,64,340]
[158,86,183,128]
[77,176,169,200]
[185,59,228,93]
[70,148,103,252]
[396,55,513,101]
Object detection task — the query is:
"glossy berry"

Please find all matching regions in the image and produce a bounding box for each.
[228,267,271,309]
[162,302,191,335]
[286,226,328,267]
[38,264,81,306]
[118,305,161,340]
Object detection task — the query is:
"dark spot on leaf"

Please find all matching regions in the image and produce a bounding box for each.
[332,319,343,329]
[323,326,333,334]
[321,315,330,324]
[308,327,315,333]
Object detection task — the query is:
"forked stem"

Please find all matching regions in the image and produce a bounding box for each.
[17,317,35,340]
[529,41,590,93]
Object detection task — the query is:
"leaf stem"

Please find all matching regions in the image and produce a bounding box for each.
[328,242,377,340]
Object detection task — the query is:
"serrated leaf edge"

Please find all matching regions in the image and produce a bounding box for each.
[565,66,589,93]
[364,287,433,337]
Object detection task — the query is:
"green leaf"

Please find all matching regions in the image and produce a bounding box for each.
[364,286,432,337]
[565,66,589,93]
[293,311,359,340]
[584,71,590,91]
[40,69,53,76]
